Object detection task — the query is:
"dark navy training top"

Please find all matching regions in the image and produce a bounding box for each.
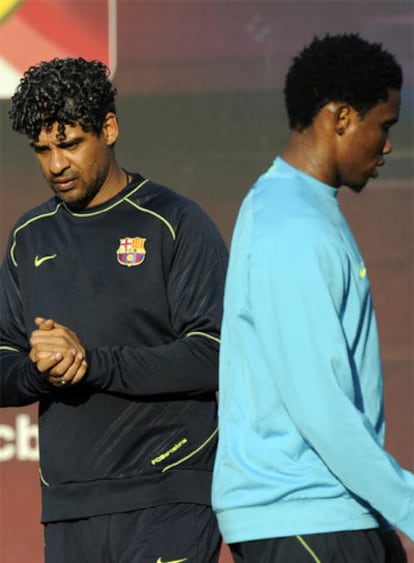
[0,173,228,523]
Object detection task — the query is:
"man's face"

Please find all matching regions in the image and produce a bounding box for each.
[31,116,117,209]
[337,88,401,192]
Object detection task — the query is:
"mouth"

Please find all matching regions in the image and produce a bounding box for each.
[371,159,385,179]
[52,177,77,193]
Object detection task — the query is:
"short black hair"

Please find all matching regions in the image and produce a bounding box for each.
[284,33,403,131]
[9,57,117,141]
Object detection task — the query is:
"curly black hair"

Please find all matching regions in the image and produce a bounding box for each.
[284,34,403,131]
[9,57,117,141]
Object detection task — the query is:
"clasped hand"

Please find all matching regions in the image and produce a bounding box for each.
[29,317,88,388]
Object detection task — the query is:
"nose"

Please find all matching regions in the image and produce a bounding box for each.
[48,149,69,175]
[382,135,392,156]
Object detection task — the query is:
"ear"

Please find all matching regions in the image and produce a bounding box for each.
[102,112,119,146]
[333,104,352,136]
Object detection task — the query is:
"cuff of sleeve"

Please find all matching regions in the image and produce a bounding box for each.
[25,359,54,393]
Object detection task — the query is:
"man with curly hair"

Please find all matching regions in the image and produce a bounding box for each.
[212,34,413,561]
[0,57,228,562]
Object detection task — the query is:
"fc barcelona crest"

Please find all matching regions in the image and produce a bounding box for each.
[117,237,147,267]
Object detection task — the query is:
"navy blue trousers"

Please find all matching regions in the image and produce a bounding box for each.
[230,529,407,563]
[44,503,221,563]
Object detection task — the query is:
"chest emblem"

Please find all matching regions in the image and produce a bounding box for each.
[117,237,147,267]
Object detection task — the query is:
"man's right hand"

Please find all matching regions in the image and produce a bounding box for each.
[29,317,88,388]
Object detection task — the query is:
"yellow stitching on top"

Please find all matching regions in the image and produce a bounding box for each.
[65,178,176,240]
[296,535,322,563]
[0,345,21,352]
[186,331,220,344]
[65,179,150,217]
[10,181,150,266]
[39,468,50,487]
[125,198,176,241]
[162,428,218,473]
[10,203,64,267]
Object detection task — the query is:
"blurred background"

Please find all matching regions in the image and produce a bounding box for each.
[0,1,413,561]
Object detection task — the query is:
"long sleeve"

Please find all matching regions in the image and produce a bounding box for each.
[0,246,53,406]
[213,158,414,543]
[0,180,228,522]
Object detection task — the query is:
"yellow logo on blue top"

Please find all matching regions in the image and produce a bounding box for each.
[359,261,367,278]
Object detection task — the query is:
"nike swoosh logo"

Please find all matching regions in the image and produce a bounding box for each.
[359,267,367,278]
[156,558,187,563]
[34,254,57,267]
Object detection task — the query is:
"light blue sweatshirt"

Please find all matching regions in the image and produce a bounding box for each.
[212,157,414,543]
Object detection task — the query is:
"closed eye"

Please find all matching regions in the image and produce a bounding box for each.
[382,119,398,132]
[32,144,48,154]
[58,140,81,150]
[30,138,82,153]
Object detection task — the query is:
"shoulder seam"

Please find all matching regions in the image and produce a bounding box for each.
[10,203,64,267]
[125,196,177,241]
